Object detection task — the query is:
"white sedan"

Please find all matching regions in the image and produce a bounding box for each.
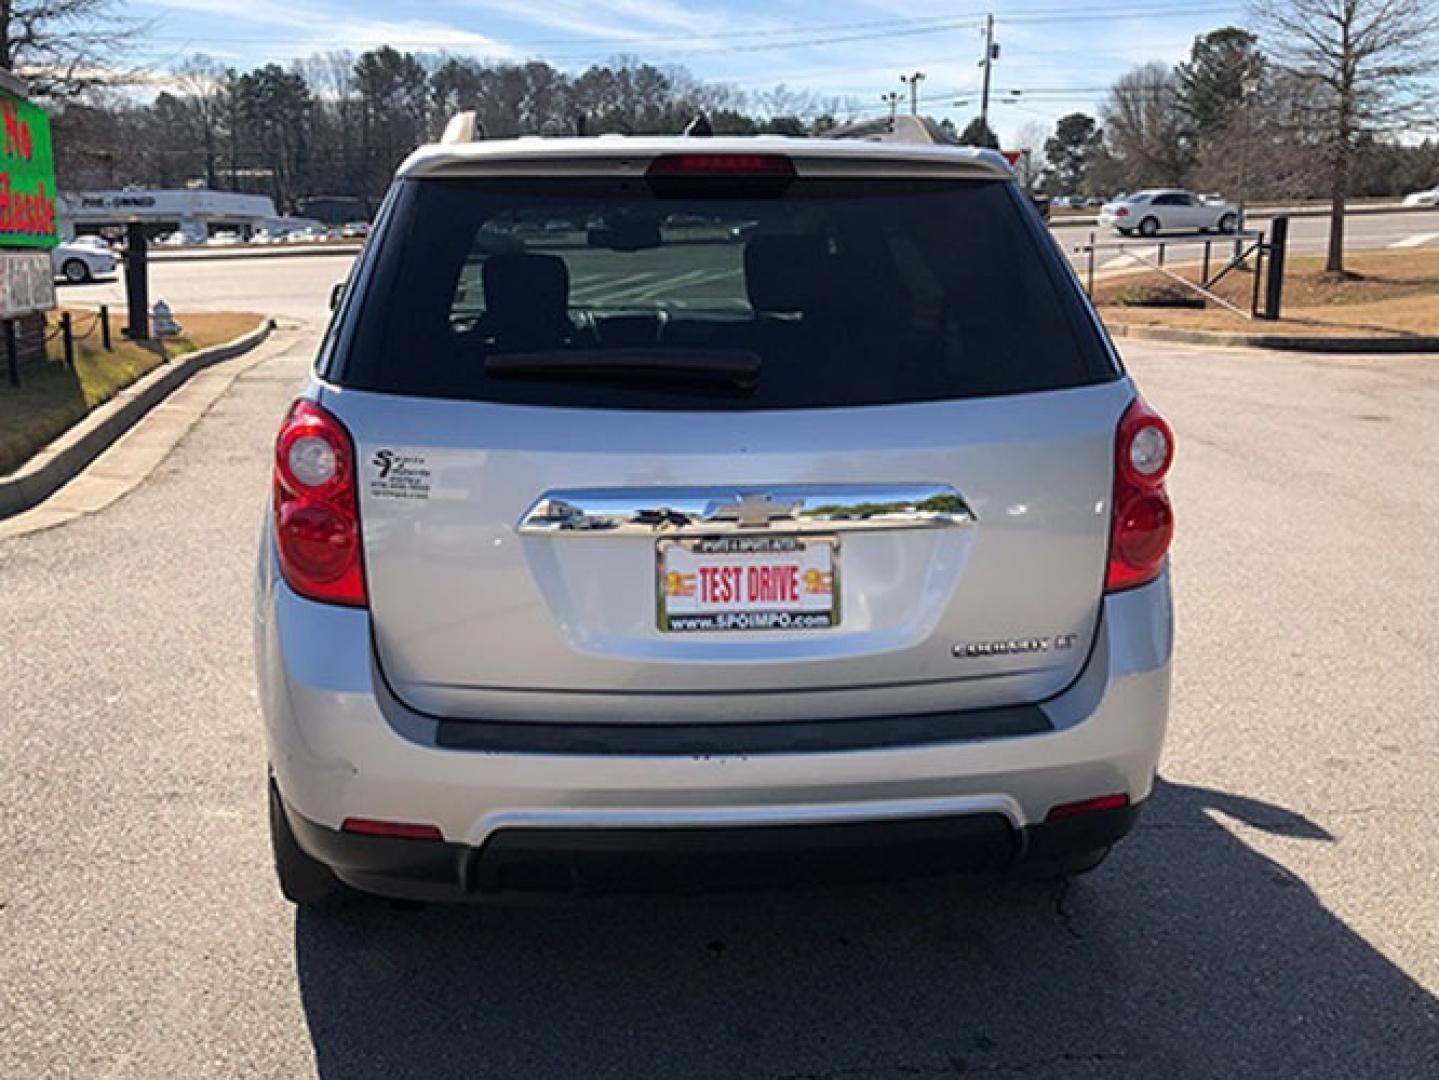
[1099,189,1239,237]
[1402,185,1439,208]
[51,239,118,284]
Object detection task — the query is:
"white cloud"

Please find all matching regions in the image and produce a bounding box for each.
[142,0,517,58]
[450,0,799,55]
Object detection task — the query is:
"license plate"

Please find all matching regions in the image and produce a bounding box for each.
[657,535,840,633]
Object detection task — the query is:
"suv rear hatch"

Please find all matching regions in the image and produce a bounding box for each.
[320,148,1129,721]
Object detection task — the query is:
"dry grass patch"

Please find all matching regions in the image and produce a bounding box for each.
[1093,248,1439,338]
[0,309,264,477]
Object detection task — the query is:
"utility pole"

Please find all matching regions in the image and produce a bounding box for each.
[1234,71,1261,264]
[900,71,925,116]
[881,91,902,122]
[979,14,997,133]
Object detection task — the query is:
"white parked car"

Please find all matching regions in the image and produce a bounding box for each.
[207,231,243,246]
[51,240,117,284]
[69,234,115,252]
[1099,189,1239,237]
[1401,185,1439,208]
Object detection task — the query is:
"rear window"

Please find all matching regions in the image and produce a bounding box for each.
[333,174,1117,410]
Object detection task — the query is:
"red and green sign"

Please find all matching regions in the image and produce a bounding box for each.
[0,87,57,250]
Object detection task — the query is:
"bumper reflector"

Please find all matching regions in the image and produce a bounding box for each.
[1044,793,1130,822]
[341,818,445,842]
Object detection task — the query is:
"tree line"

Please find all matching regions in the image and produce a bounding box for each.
[10,0,1435,275]
[1040,25,1438,203]
[1035,0,1437,272]
[50,50,849,212]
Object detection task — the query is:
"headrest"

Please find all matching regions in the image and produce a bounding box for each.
[482,252,570,324]
[744,235,833,314]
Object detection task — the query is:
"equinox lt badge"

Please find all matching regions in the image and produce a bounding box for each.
[954,634,1078,659]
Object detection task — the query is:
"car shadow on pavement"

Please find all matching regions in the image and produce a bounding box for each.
[294,778,1438,1080]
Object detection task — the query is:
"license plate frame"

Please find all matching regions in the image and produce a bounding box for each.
[656,534,841,633]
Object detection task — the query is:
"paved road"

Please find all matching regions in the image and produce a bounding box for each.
[62,252,355,321]
[1052,207,1439,273]
[3,267,1437,1078]
[1052,206,1439,250]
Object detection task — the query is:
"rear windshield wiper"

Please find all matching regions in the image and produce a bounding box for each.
[485,349,760,391]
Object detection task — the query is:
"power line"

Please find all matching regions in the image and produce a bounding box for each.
[144,11,969,49]
[138,2,1243,61]
[144,13,980,54]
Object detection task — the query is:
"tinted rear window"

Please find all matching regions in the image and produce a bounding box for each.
[333,175,1116,410]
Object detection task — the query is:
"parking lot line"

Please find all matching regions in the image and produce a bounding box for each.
[1387,232,1439,249]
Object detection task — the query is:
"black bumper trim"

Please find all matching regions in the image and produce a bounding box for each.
[433,703,1050,757]
[285,798,1143,902]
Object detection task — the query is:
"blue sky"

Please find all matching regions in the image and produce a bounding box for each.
[130,0,1250,143]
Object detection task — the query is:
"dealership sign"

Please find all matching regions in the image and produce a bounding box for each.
[0,86,57,250]
[0,82,56,318]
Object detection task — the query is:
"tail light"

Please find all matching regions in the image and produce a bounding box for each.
[1106,397,1174,593]
[646,154,795,198]
[272,399,366,607]
[646,153,795,178]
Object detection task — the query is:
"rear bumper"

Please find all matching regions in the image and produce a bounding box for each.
[256,546,1172,897]
[281,787,1143,900]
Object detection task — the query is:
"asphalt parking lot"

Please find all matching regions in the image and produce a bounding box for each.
[1,263,1436,1077]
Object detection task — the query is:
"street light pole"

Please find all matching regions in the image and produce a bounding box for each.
[881,91,902,122]
[900,72,925,116]
[979,14,996,133]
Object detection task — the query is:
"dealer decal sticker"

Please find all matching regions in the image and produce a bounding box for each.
[368,449,431,501]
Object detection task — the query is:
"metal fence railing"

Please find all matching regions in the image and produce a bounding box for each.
[1072,218,1291,321]
[4,305,113,388]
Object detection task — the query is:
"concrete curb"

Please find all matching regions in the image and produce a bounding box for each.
[1104,320,1439,354]
[0,318,275,520]
[148,243,361,263]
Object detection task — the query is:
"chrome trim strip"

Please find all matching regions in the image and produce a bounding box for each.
[473,794,1027,842]
[517,485,975,536]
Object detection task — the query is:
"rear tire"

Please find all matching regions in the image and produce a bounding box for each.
[62,258,91,284]
[1137,217,1159,238]
[1218,212,1238,234]
[269,780,349,908]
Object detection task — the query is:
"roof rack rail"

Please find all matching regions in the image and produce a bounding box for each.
[441,111,480,144]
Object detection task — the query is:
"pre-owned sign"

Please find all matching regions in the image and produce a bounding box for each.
[0,86,57,250]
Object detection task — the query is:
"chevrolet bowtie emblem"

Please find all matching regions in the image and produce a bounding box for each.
[706,492,802,528]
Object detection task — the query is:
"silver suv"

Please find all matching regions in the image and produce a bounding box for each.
[256,128,1175,905]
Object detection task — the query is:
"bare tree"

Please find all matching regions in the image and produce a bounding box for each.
[1011,120,1049,190]
[1100,62,1192,189]
[1254,0,1439,274]
[174,55,227,189]
[0,0,140,99]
